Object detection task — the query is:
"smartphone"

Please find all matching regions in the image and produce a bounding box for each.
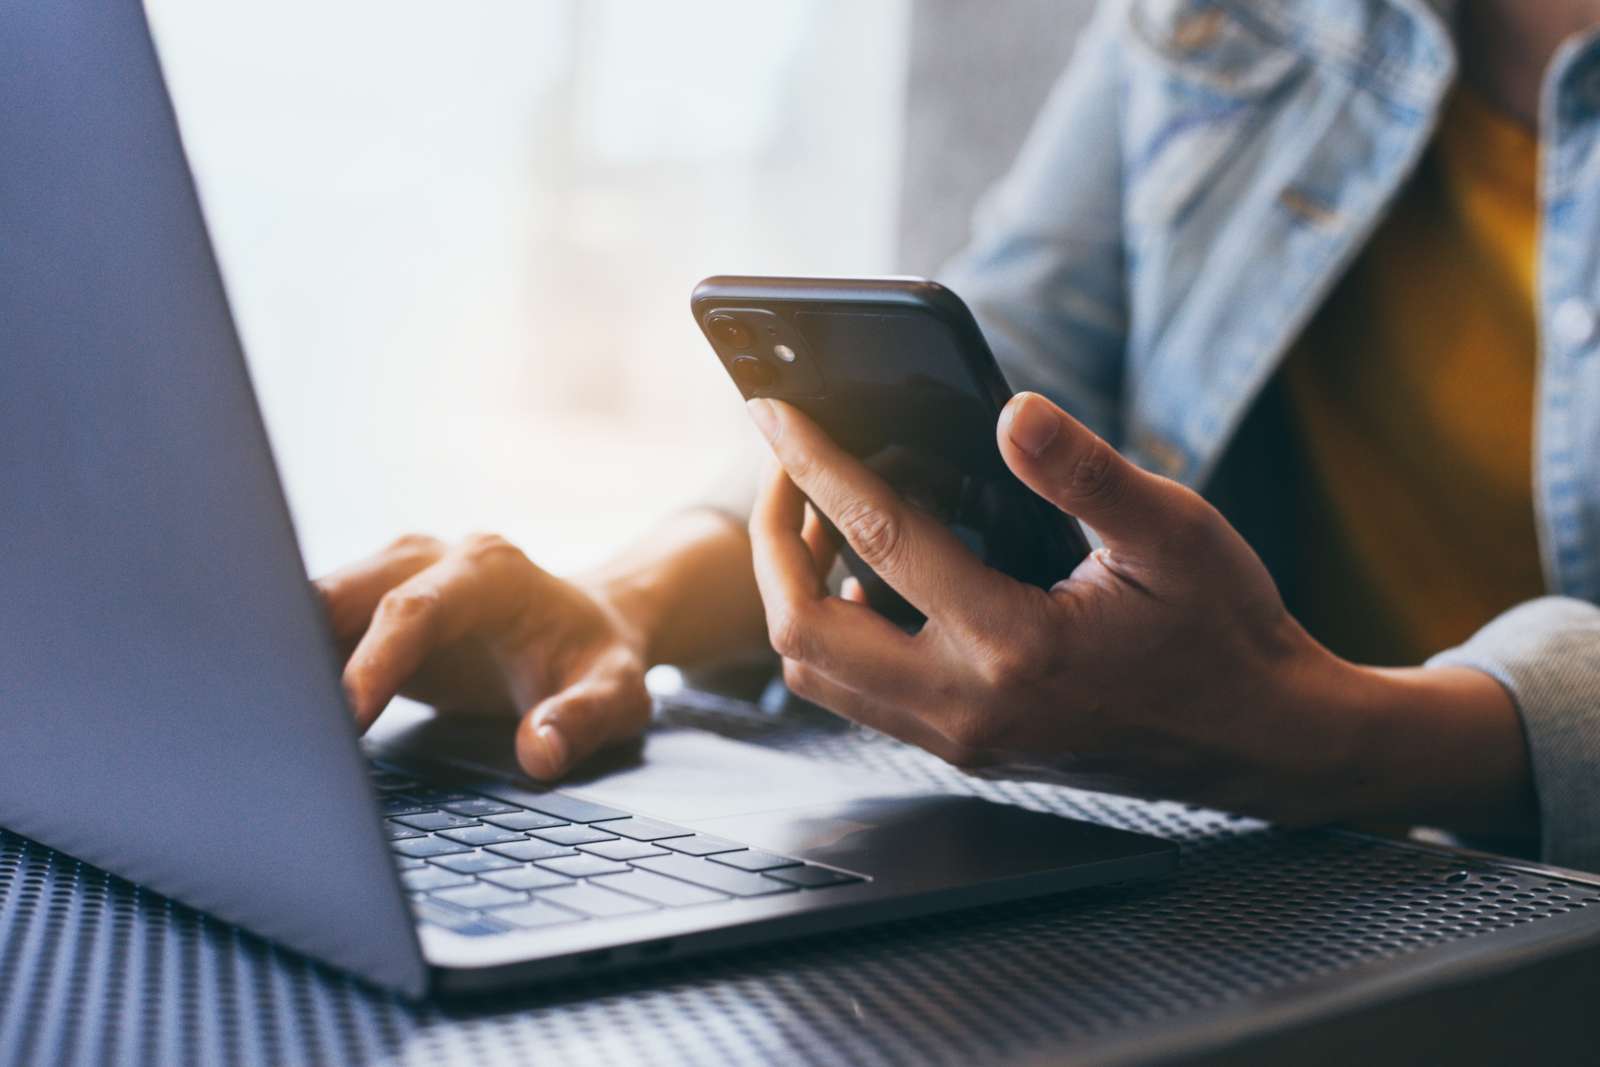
[692,275,1092,627]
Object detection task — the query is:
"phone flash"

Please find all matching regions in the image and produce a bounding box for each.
[773,343,797,363]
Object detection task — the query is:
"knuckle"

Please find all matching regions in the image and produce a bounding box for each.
[1064,437,1125,511]
[387,532,443,560]
[766,605,814,662]
[780,446,820,486]
[375,586,440,627]
[835,497,904,572]
[460,530,512,556]
[973,640,1031,691]
[459,532,527,569]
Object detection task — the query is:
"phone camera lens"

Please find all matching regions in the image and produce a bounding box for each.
[730,354,775,391]
[709,314,753,349]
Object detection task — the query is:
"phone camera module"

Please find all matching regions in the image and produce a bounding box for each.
[709,314,753,349]
[729,354,775,392]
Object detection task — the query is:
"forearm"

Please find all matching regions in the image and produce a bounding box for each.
[578,508,769,670]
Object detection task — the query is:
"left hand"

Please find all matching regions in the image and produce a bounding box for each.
[744,392,1531,830]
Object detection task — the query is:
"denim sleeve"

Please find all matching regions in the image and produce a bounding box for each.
[938,0,1131,445]
[1426,596,1600,872]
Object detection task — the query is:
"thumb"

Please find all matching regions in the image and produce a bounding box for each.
[996,392,1188,561]
[514,653,652,781]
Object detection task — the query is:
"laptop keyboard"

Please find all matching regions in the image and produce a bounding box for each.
[368,763,865,937]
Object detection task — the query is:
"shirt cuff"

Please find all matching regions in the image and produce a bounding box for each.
[1426,596,1600,873]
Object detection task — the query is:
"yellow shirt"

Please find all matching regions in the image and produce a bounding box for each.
[1283,87,1546,667]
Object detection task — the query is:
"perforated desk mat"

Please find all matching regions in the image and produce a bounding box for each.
[2,692,1597,1066]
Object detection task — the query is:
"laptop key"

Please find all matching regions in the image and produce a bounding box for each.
[392,835,472,859]
[486,839,578,863]
[412,900,509,938]
[593,870,729,908]
[432,883,527,910]
[431,850,521,874]
[479,788,630,824]
[380,796,432,817]
[443,920,510,938]
[535,883,656,918]
[494,899,585,929]
[368,762,419,785]
[592,817,693,842]
[407,788,478,805]
[401,866,474,892]
[384,821,425,840]
[437,825,526,847]
[411,898,487,931]
[482,810,568,832]
[579,839,669,862]
[481,866,574,891]
[438,797,522,818]
[763,865,864,889]
[530,825,617,846]
[393,811,480,832]
[632,855,797,897]
[659,835,743,857]
[535,854,632,879]
[393,856,427,870]
[709,850,802,873]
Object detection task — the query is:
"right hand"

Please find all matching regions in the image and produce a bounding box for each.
[315,533,653,780]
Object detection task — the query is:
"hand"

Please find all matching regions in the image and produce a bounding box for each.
[745,393,1534,832]
[316,533,651,780]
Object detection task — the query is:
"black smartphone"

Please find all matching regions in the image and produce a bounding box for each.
[692,275,1092,627]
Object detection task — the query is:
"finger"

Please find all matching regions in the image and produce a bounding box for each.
[753,459,827,599]
[801,502,840,578]
[840,576,865,603]
[996,392,1200,566]
[515,651,651,780]
[342,535,544,729]
[781,658,989,770]
[747,397,1018,627]
[751,459,827,618]
[749,461,937,697]
[314,534,445,644]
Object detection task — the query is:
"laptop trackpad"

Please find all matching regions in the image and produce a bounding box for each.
[367,702,909,823]
[565,728,910,823]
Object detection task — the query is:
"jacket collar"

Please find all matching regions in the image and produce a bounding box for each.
[1219,0,1457,115]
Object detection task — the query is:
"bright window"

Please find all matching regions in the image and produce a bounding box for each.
[146,0,910,575]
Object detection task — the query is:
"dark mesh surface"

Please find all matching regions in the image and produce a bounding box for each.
[3,692,1598,1067]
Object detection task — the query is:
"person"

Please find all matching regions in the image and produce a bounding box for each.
[318,1,1600,872]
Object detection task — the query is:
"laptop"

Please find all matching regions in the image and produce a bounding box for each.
[0,0,1177,997]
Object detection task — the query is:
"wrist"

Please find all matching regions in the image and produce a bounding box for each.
[575,508,760,668]
[1318,659,1536,838]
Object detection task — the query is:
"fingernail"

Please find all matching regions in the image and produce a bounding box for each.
[746,398,778,442]
[535,723,568,775]
[1006,393,1060,458]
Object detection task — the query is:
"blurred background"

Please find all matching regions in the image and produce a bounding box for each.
[145,0,1091,576]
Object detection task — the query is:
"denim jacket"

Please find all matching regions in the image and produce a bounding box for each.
[940,0,1600,871]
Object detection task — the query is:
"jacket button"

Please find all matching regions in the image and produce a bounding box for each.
[1552,297,1597,351]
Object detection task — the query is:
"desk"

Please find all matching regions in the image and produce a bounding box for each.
[2,690,1598,1066]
